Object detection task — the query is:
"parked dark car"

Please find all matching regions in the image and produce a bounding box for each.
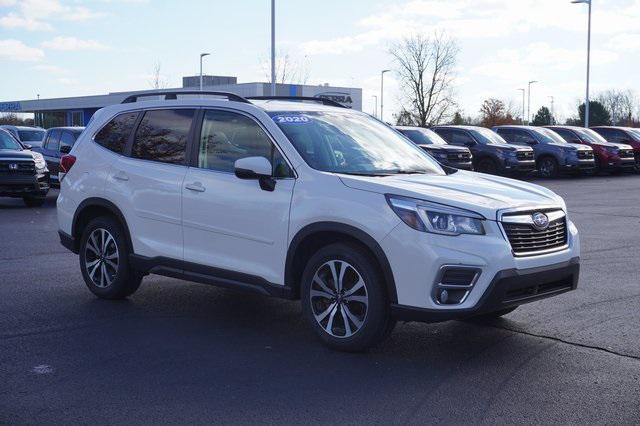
[591,126,640,171]
[493,125,595,178]
[394,126,473,170]
[0,128,50,207]
[34,127,84,185]
[431,125,535,175]
[546,126,635,173]
[0,125,46,148]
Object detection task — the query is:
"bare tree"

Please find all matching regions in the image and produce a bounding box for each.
[389,32,458,127]
[597,89,637,126]
[149,61,168,90]
[261,50,311,85]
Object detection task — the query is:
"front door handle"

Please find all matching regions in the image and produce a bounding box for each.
[185,182,205,192]
[113,171,129,181]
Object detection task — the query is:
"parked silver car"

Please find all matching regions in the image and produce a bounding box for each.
[0,125,46,148]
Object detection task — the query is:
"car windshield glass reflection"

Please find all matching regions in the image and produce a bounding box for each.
[401,128,448,145]
[0,131,21,150]
[575,128,608,145]
[270,111,445,176]
[472,128,507,144]
[534,128,567,144]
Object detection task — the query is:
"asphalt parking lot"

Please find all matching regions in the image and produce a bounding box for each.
[1,176,639,424]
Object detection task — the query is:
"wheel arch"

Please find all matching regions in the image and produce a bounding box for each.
[285,222,398,303]
[71,198,133,254]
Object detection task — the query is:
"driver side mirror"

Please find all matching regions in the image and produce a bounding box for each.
[23,143,33,150]
[234,156,276,192]
[60,145,72,154]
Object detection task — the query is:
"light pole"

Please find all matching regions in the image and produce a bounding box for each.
[527,80,538,125]
[271,0,276,96]
[372,95,378,118]
[199,52,210,91]
[548,95,555,124]
[572,0,592,127]
[517,88,525,125]
[380,69,390,122]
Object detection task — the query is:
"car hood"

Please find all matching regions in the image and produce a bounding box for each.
[0,149,33,160]
[338,170,563,220]
[556,143,592,151]
[488,143,532,151]
[419,145,469,153]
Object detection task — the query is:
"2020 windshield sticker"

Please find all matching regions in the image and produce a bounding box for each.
[272,114,310,124]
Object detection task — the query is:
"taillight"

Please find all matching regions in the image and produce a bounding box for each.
[60,154,76,173]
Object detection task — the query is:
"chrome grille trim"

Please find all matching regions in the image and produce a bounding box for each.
[499,208,568,257]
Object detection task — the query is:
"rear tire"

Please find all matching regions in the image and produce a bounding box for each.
[23,196,46,207]
[79,216,142,299]
[301,243,394,352]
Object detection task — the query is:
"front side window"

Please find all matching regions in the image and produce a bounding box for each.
[132,109,194,165]
[504,129,536,145]
[18,130,45,142]
[0,130,21,150]
[95,112,139,154]
[269,111,444,175]
[198,110,290,177]
[549,128,576,142]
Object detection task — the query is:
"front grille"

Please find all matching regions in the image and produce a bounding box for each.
[0,160,35,176]
[502,212,567,256]
[516,151,534,161]
[577,150,594,160]
[446,152,471,162]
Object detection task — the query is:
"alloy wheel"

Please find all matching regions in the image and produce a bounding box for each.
[84,228,119,288]
[310,260,369,338]
[539,159,555,177]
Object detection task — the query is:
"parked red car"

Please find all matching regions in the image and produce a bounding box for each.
[591,126,640,171]
[547,126,636,173]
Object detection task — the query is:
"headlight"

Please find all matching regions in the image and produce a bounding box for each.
[605,146,619,155]
[386,195,485,236]
[31,152,47,170]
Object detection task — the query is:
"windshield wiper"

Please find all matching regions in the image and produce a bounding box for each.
[336,171,392,177]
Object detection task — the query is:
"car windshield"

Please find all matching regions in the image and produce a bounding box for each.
[574,128,609,144]
[18,130,45,142]
[269,111,445,176]
[398,128,447,145]
[0,131,22,150]
[471,127,507,144]
[533,127,567,144]
[626,128,640,141]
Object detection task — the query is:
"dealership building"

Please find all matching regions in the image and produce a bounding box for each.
[0,75,362,128]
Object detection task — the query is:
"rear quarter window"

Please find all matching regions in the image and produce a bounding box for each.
[94,112,140,154]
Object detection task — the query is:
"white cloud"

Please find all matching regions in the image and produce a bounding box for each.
[41,36,109,51]
[0,12,51,31]
[0,39,44,61]
[31,64,67,74]
[0,0,16,6]
[607,33,640,51]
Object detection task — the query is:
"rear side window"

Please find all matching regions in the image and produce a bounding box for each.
[449,130,474,146]
[95,112,139,154]
[132,109,194,165]
[59,131,76,151]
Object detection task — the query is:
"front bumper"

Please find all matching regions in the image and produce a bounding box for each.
[0,172,49,197]
[391,257,579,322]
[380,216,580,313]
[562,158,596,172]
[503,159,536,173]
[445,160,473,170]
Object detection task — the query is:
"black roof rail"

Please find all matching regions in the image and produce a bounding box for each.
[245,96,347,108]
[121,90,250,104]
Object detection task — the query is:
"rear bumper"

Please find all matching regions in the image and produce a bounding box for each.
[391,257,579,322]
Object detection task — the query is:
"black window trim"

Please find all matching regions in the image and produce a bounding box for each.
[189,106,297,180]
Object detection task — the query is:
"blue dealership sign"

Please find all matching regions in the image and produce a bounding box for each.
[0,102,22,112]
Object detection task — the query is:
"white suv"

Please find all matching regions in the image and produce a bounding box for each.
[57,92,580,351]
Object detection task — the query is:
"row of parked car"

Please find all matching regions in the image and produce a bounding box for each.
[394,124,640,178]
[0,125,84,206]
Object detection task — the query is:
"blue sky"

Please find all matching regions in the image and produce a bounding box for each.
[1,0,639,121]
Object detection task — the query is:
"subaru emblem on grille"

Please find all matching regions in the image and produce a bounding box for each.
[458,154,463,159]
[531,212,549,230]
[9,163,18,171]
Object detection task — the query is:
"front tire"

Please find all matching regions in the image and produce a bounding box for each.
[537,157,559,178]
[23,196,46,207]
[476,158,499,175]
[79,216,142,299]
[301,243,394,352]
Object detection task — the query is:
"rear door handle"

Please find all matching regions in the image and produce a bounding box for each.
[113,171,129,181]
[185,182,205,192]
